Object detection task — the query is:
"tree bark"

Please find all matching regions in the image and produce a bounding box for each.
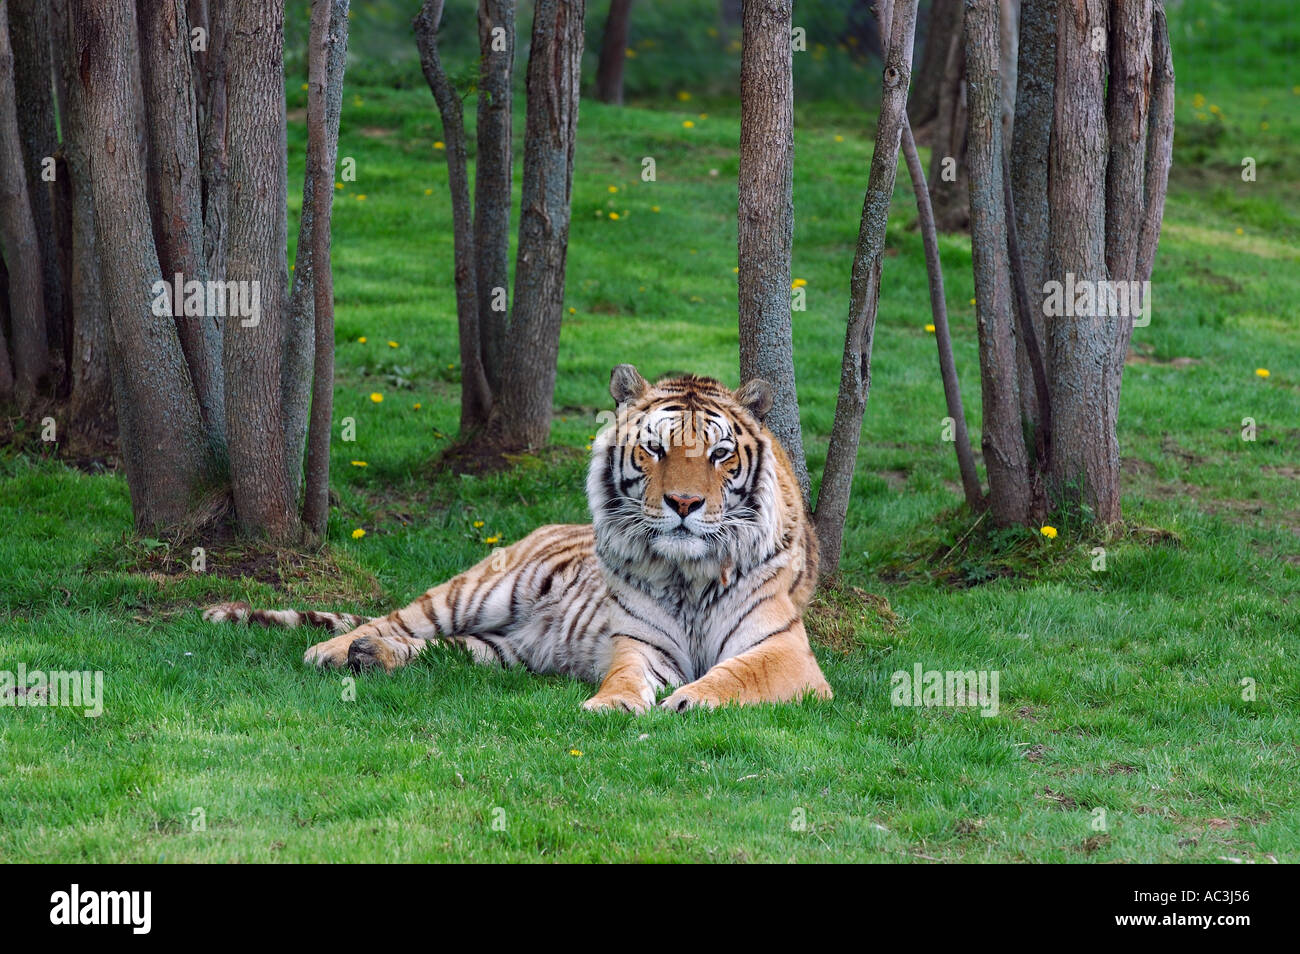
[474,0,514,392]
[7,0,63,356]
[1009,0,1054,440]
[51,0,113,437]
[813,0,918,575]
[302,0,349,538]
[594,0,633,105]
[909,0,961,137]
[70,0,210,527]
[901,120,982,510]
[199,0,229,285]
[224,0,297,538]
[927,4,968,231]
[415,0,492,434]
[285,0,347,498]
[1135,0,1172,287]
[480,0,584,452]
[738,0,810,503]
[138,0,225,446]
[1045,0,1113,520]
[965,0,1030,526]
[0,0,50,406]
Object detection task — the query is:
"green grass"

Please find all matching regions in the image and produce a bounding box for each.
[2,0,1298,862]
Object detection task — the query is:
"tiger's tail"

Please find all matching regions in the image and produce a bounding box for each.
[201,601,374,634]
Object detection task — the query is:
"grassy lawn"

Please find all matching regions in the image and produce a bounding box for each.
[2,0,1297,862]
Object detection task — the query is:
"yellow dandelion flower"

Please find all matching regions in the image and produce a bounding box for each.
[568,307,577,314]
[834,134,845,143]
[1192,93,1206,109]
[698,113,708,120]
[925,324,936,333]
[1209,104,1222,116]
[351,528,366,539]
[792,278,808,288]
[370,392,383,403]
[651,205,661,213]
[413,403,421,410]
[626,48,637,59]
[357,336,367,343]
[424,188,433,195]
[608,212,620,220]
[732,266,739,274]
[1256,368,1270,378]
[447,363,454,369]
[335,182,343,189]
[969,297,977,305]
[676,91,691,102]
[473,520,484,528]
[1040,526,1058,539]
[569,748,583,757]
[350,460,368,467]
[434,141,445,150]
[1236,227,1244,235]
[484,535,500,544]
[608,185,619,193]
[585,444,593,451]
[356,194,367,201]
[1261,121,1270,131]
[682,120,695,129]
[388,340,398,348]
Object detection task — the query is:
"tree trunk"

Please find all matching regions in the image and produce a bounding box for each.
[415,0,492,434]
[909,0,961,137]
[1135,1,1173,287]
[224,0,297,538]
[0,0,50,406]
[7,0,63,357]
[814,0,918,575]
[1045,0,1113,520]
[1009,0,1053,442]
[999,0,1019,140]
[966,0,1031,526]
[50,0,113,438]
[594,0,633,105]
[481,0,584,452]
[139,0,225,446]
[738,0,810,503]
[474,0,514,392]
[70,0,210,528]
[285,0,347,499]
[199,0,229,285]
[302,0,349,538]
[927,4,968,231]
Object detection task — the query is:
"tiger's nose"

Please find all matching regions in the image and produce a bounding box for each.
[665,492,705,517]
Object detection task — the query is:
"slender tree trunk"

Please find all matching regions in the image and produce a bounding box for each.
[814,0,918,575]
[474,0,514,391]
[0,0,49,406]
[415,0,492,434]
[1045,0,1113,520]
[302,0,349,538]
[594,0,633,105]
[901,120,982,510]
[908,0,960,137]
[199,0,229,285]
[1009,0,1053,442]
[738,0,809,503]
[1136,1,1173,287]
[139,0,225,446]
[224,0,297,538]
[7,0,63,356]
[285,0,347,498]
[51,0,112,436]
[70,0,209,527]
[999,0,1019,140]
[481,0,584,452]
[928,4,969,231]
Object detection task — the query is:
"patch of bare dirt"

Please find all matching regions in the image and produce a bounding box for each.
[806,583,901,654]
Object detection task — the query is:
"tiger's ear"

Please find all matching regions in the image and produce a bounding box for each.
[609,364,649,405]
[734,379,773,422]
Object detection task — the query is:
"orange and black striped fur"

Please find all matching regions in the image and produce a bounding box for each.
[202,365,831,712]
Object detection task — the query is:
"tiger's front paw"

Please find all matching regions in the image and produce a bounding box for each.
[658,684,722,713]
[582,686,654,714]
[303,634,355,669]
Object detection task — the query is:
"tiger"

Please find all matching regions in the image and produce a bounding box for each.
[202,364,832,712]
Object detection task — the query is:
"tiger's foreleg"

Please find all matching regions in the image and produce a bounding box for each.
[582,636,681,714]
[658,619,831,712]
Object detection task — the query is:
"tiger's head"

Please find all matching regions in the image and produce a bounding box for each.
[588,364,804,573]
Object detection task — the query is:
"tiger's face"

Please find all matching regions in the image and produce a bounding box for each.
[590,365,774,563]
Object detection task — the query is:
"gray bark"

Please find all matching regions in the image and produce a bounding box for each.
[965,0,1030,526]
[1135,0,1172,287]
[285,0,347,498]
[813,0,918,575]
[199,0,229,285]
[416,0,493,434]
[482,0,584,452]
[595,0,633,104]
[302,0,349,538]
[909,0,961,135]
[738,0,810,503]
[224,0,296,537]
[474,0,514,391]
[139,0,225,445]
[70,0,210,527]
[1045,0,1114,520]
[0,0,49,406]
[927,4,968,231]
